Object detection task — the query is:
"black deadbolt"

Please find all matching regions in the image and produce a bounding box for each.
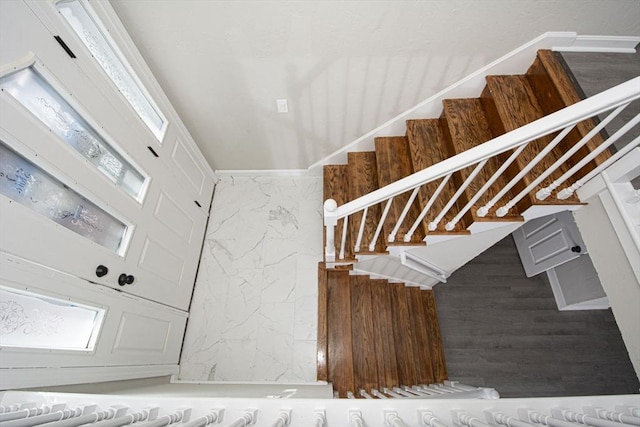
[571,245,582,253]
[96,265,108,277]
[118,273,135,286]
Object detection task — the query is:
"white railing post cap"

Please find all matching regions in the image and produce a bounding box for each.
[324,199,338,212]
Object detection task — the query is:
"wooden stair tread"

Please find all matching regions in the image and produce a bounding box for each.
[406,119,468,232]
[442,98,522,222]
[322,267,449,396]
[326,269,354,397]
[483,75,581,207]
[347,152,386,254]
[350,275,379,393]
[390,283,418,386]
[375,136,426,243]
[370,278,400,389]
[407,286,436,384]
[527,50,611,178]
[317,262,328,382]
[423,290,447,383]
[323,165,355,261]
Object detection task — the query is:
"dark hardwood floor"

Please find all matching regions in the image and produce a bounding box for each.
[433,235,639,397]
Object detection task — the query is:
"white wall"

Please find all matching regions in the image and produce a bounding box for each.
[110,1,640,170]
[574,196,640,380]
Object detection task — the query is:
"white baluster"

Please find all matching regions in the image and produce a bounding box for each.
[537,111,640,200]
[339,215,349,260]
[324,199,338,262]
[131,409,192,427]
[498,108,636,215]
[585,407,640,427]
[382,387,405,398]
[172,408,223,427]
[46,406,125,427]
[553,408,631,427]
[91,407,158,427]
[475,143,529,217]
[415,385,440,395]
[486,410,537,427]
[2,408,83,427]
[0,404,65,423]
[520,409,583,427]
[384,410,409,427]
[369,198,393,252]
[371,389,388,399]
[347,391,356,399]
[225,409,258,427]
[453,410,491,427]
[389,187,420,242]
[359,390,373,399]
[313,409,326,427]
[419,410,449,427]
[557,136,638,199]
[350,410,365,427]
[393,387,419,397]
[354,206,368,252]
[270,409,291,427]
[481,125,574,216]
[405,174,452,241]
[447,146,520,226]
[430,160,487,231]
[615,407,640,420]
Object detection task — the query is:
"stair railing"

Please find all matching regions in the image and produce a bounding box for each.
[324,77,640,262]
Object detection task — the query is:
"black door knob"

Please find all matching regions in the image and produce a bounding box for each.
[118,273,135,286]
[96,265,108,277]
[571,245,582,253]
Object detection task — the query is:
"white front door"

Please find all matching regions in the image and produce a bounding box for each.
[0,252,187,389]
[0,1,212,310]
[513,210,587,277]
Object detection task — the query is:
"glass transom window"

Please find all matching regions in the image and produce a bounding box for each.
[0,66,146,201]
[0,286,105,351]
[57,0,168,141]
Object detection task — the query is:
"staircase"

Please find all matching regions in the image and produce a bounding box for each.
[318,49,640,396]
[317,265,446,398]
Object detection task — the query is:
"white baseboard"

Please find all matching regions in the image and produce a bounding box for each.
[553,35,640,53]
[547,268,609,311]
[215,169,311,177]
[1,364,179,390]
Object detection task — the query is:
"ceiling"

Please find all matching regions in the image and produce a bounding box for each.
[110,0,640,171]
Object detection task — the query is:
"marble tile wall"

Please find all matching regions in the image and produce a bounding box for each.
[179,175,323,382]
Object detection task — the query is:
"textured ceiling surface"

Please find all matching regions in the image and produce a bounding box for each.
[110,0,640,171]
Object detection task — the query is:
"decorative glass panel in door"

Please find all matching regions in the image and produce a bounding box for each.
[0,140,129,253]
[56,0,168,141]
[0,67,147,201]
[0,285,105,351]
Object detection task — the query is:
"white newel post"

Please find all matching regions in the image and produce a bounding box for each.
[384,410,409,427]
[323,199,338,262]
